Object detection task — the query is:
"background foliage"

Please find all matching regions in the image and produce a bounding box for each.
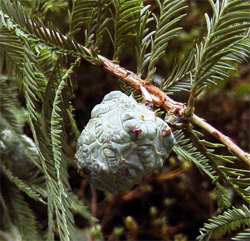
[0,0,249,240]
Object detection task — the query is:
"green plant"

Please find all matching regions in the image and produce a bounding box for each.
[0,0,249,240]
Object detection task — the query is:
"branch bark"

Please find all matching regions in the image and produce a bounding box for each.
[40,24,250,166]
[190,114,250,165]
[93,55,186,115]
[92,54,250,166]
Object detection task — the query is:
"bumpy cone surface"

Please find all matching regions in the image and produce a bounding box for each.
[75,91,175,194]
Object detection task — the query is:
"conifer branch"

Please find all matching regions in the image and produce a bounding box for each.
[197,204,250,241]
[28,23,248,165]
[1,0,250,239]
[1,2,248,165]
[92,54,249,166]
[184,0,250,117]
[190,114,250,166]
[81,46,250,166]
[185,122,250,204]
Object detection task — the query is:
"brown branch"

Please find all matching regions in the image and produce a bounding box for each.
[93,55,186,115]
[36,23,250,165]
[36,20,185,114]
[94,54,250,165]
[190,114,250,166]
[84,49,250,165]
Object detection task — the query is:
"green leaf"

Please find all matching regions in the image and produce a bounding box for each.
[1,165,46,204]
[68,0,97,37]
[0,27,24,81]
[69,193,98,225]
[186,0,250,114]
[135,5,154,77]
[173,130,215,179]
[50,59,80,241]
[147,0,186,81]
[7,186,41,241]
[213,183,231,210]
[232,228,250,241]
[163,49,195,93]
[0,0,99,63]
[111,0,142,60]
[197,205,250,241]
[198,140,224,148]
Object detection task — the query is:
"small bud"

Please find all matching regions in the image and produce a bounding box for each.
[149,206,158,217]
[124,216,138,233]
[90,224,104,240]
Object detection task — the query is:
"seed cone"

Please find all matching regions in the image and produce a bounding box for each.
[75,91,175,194]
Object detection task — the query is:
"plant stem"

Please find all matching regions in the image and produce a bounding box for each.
[93,54,186,114]
[35,24,250,166]
[91,188,97,218]
[80,45,250,166]
[95,54,250,166]
[190,114,250,165]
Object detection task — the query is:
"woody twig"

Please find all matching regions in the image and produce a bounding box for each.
[93,55,186,115]
[88,53,250,165]
[190,114,250,165]
[40,23,250,166]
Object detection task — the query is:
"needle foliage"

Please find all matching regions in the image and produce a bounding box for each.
[0,0,249,240]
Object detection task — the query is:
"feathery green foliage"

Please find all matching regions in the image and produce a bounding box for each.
[8,187,41,240]
[1,164,45,204]
[182,122,250,205]
[0,76,23,132]
[18,0,68,19]
[188,127,250,205]
[111,0,142,60]
[135,4,154,77]
[0,1,95,240]
[172,129,249,210]
[0,174,42,240]
[147,0,186,82]
[68,0,97,37]
[197,205,250,241]
[173,130,215,180]
[0,0,249,240]
[163,50,195,94]
[70,0,111,50]
[0,0,99,65]
[162,0,250,97]
[87,0,111,50]
[184,0,250,115]
[232,228,250,241]
[0,75,45,240]
[69,0,110,51]
[49,60,80,241]
[0,28,24,81]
